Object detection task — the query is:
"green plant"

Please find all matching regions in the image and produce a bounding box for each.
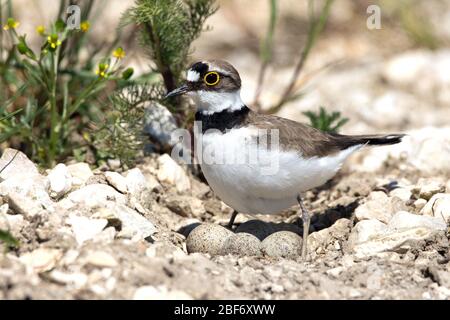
[91,0,217,166]
[303,106,348,133]
[0,229,19,251]
[0,1,135,167]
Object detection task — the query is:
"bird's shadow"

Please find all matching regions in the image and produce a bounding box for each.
[177,200,359,240]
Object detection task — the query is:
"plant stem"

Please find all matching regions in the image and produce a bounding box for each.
[48,51,59,167]
[266,0,334,114]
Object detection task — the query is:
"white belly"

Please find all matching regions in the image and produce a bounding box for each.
[197,127,360,214]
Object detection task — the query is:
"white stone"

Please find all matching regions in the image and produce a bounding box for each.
[66,214,108,245]
[156,154,190,192]
[109,204,156,241]
[421,193,450,224]
[47,163,73,198]
[0,210,25,235]
[0,148,39,181]
[390,188,412,202]
[67,184,127,207]
[0,174,54,212]
[348,219,388,246]
[67,163,93,186]
[133,285,193,300]
[388,211,447,231]
[353,227,440,258]
[125,168,147,195]
[413,178,446,200]
[354,191,402,223]
[414,198,427,210]
[84,251,117,268]
[48,270,88,288]
[105,171,128,193]
[19,248,62,273]
[143,102,179,147]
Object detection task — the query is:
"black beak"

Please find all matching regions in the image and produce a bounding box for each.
[165,84,189,99]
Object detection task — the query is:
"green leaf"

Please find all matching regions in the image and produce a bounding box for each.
[0,229,19,249]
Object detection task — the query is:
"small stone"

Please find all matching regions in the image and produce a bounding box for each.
[388,211,447,231]
[67,184,127,207]
[19,248,62,273]
[0,210,25,236]
[67,163,93,187]
[414,198,427,210]
[390,188,412,202]
[105,171,128,193]
[186,223,233,255]
[48,270,88,287]
[133,285,193,300]
[112,204,156,240]
[107,159,121,170]
[125,168,147,195]
[413,178,446,200]
[445,180,450,193]
[47,163,72,198]
[84,251,117,268]
[355,191,405,223]
[165,195,205,217]
[352,227,441,258]
[326,266,344,278]
[7,191,46,217]
[0,148,39,181]
[235,220,276,241]
[66,214,108,245]
[143,102,179,148]
[261,231,302,259]
[348,219,388,247]
[222,233,262,256]
[421,193,450,223]
[156,154,190,192]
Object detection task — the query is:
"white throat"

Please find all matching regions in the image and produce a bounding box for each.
[188,90,244,115]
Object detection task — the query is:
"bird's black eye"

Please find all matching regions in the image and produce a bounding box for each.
[204,71,220,86]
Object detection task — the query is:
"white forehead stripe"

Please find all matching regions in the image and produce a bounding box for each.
[187,70,200,82]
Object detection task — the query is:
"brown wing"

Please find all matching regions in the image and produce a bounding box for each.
[246,111,404,158]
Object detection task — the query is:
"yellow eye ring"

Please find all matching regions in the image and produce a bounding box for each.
[204,71,220,86]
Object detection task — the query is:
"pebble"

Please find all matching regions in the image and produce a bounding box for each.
[0,148,39,181]
[84,251,118,268]
[413,178,445,200]
[67,184,127,207]
[156,154,190,192]
[47,163,73,198]
[67,162,93,187]
[261,231,302,259]
[105,171,128,194]
[111,204,157,241]
[133,285,193,300]
[348,219,388,247]
[421,193,450,223]
[143,102,179,148]
[390,188,412,202]
[388,211,447,231]
[66,214,108,245]
[186,223,233,255]
[222,233,262,256]
[165,195,205,217]
[414,198,427,210]
[355,191,405,223]
[125,168,148,195]
[19,248,62,273]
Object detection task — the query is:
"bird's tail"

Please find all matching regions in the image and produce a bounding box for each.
[332,133,405,150]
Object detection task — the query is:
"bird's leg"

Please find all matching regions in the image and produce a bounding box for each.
[297,195,310,260]
[227,210,239,230]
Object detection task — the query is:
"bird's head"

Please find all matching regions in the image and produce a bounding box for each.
[166,60,244,114]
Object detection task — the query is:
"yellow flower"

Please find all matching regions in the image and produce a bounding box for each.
[80,21,90,32]
[113,47,126,59]
[3,18,19,30]
[47,34,62,50]
[95,63,109,78]
[36,25,46,36]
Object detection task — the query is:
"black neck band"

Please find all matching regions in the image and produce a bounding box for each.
[195,106,250,133]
